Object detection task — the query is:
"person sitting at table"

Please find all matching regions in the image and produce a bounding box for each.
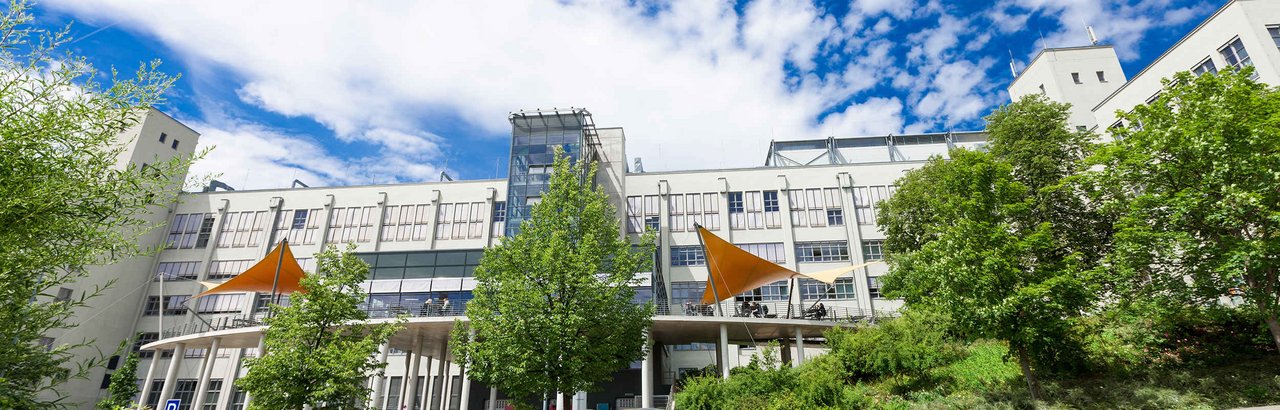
[439,294,451,315]
[739,300,751,317]
[750,301,763,318]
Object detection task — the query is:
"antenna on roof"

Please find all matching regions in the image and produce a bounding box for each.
[1087,25,1099,45]
[1038,30,1048,50]
[1008,49,1018,77]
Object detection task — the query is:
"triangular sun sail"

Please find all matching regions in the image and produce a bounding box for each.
[696,225,878,304]
[195,240,308,299]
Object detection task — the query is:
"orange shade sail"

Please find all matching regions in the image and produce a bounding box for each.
[698,226,805,304]
[196,241,308,299]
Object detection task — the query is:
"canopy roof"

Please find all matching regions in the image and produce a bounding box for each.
[697,226,878,304]
[196,241,308,299]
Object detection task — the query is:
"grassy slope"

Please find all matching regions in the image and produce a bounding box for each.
[864,341,1280,410]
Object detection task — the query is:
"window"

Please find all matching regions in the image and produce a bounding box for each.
[852,186,893,225]
[54,287,73,302]
[156,261,201,281]
[1076,125,1088,132]
[670,246,705,266]
[434,202,487,240]
[799,277,857,300]
[144,295,189,315]
[763,191,779,212]
[1095,71,1107,82]
[273,208,322,245]
[208,259,252,280]
[167,213,213,249]
[736,242,785,263]
[133,333,171,359]
[196,294,243,314]
[670,281,706,305]
[826,209,844,226]
[491,202,507,237]
[868,276,884,298]
[625,196,660,233]
[217,211,268,248]
[328,206,376,243]
[379,204,430,242]
[1192,58,1217,76]
[255,294,290,313]
[203,380,222,410]
[733,280,788,302]
[672,343,715,351]
[383,376,403,410]
[230,387,247,410]
[1071,72,1081,84]
[159,132,167,143]
[1220,38,1253,70]
[727,192,744,213]
[1270,26,1280,49]
[861,240,885,261]
[1038,84,1046,94]
[184,348,206,359]
[796,241,850,263]
[171,139,180,150]
[172,379,197,410]
[683,193,720,231]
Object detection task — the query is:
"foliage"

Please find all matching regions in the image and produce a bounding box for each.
[0,2,195,408]
[237,245,402,409]
[675,346,876,410]
[1093,68,1280,351]
[877,95,1103,398]
[825,309,962,380]
[96,346,139,410]
[452,150,655,408]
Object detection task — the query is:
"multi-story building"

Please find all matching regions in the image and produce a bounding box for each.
[60,106,985,410]
[1010,0,1280,133]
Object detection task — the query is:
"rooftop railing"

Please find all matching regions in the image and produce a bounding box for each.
[160,300,896,340]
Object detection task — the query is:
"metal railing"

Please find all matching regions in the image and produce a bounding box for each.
[656,300,898,323]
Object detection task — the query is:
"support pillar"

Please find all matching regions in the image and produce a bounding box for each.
[217,348,243,410]
[488,387,498,410]
[403,337,423,410]
[433,342,449,410]
[158,343,186,403]
[459,329,475,410]
[371,343,390,409]
[138,351,162,407]
[719,324,729,379]
[641,332,653,408]
[794,327,806,367]
[555,392,564,410]
[192,337,222,410]
[419,354,434,410]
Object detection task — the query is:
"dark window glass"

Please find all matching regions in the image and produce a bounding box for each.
[763,191,779,212]
[728,192,744,213]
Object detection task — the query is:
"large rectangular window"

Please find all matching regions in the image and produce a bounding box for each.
[668,193,719,231]
[670,246,705,266]
[168,213,214,249]
[381,204,432,242]
[196,294,244,314]
[133,332,171,359]
[1221,38,1253,70]
[1192,58,1217,76]
[272,209,322,245]
[217,211,267,248]
[383,376,403,410]
[491,202,507,237]
[868,276,884,298]
[328,206,376,243]
[733,280,788,302]
[626,196,661,233]
[796,241,850,263]
[144,295,189,316]
[435,202,486,240]
[156,262,201,281]
[861,240,885,261]
[208,259,252,280]
[736,242,785,263]
[670,281,706,306]
[788,188,844,227]
[852,186,894,225]
[799,277,857,300]
[202,379,222,410]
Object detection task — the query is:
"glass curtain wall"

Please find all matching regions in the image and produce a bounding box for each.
[505,110,588,236]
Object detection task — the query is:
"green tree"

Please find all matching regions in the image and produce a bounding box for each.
[97,346,139,410]
[452,150,655,408]
[237,245,401,409]
[1095,68,1280,351]
[878,96,1100,399]
[0,2,192,408]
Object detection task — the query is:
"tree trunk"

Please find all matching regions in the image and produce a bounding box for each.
[1264,312,1280,353]
[1015,345,1043,402]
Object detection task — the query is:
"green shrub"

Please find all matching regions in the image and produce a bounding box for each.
[826,309,963,380]
[674,345,876,409]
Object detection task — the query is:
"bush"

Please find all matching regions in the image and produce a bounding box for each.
[826,309,963,380]
[1078,303,1277,373]
[674,345,876,410]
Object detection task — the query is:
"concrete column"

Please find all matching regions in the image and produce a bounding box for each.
[641,332,653,408]
[371,343,390,409]
[419,355,434,410]
[403,338,423,410]
[794,328,806,367]
[137,353,162,407]
[488,387,498,410]
[158,343,186,403]
[433,342,449,409]
[217,348,244,410]
[719,324,729,379]
[459,328,475,410]
[191,337,222,409]
[555,392,564,410]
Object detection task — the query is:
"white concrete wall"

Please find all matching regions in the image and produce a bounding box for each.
[1009,46,1127,131]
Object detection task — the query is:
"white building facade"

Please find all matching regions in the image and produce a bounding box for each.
[1011,0,1280,133]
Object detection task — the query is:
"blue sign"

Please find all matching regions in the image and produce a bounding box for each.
[165,399,181,410]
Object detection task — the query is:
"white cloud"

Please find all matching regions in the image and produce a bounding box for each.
[1011,0,1213,61]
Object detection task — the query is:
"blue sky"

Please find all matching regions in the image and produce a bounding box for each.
[31,0,1214,189]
